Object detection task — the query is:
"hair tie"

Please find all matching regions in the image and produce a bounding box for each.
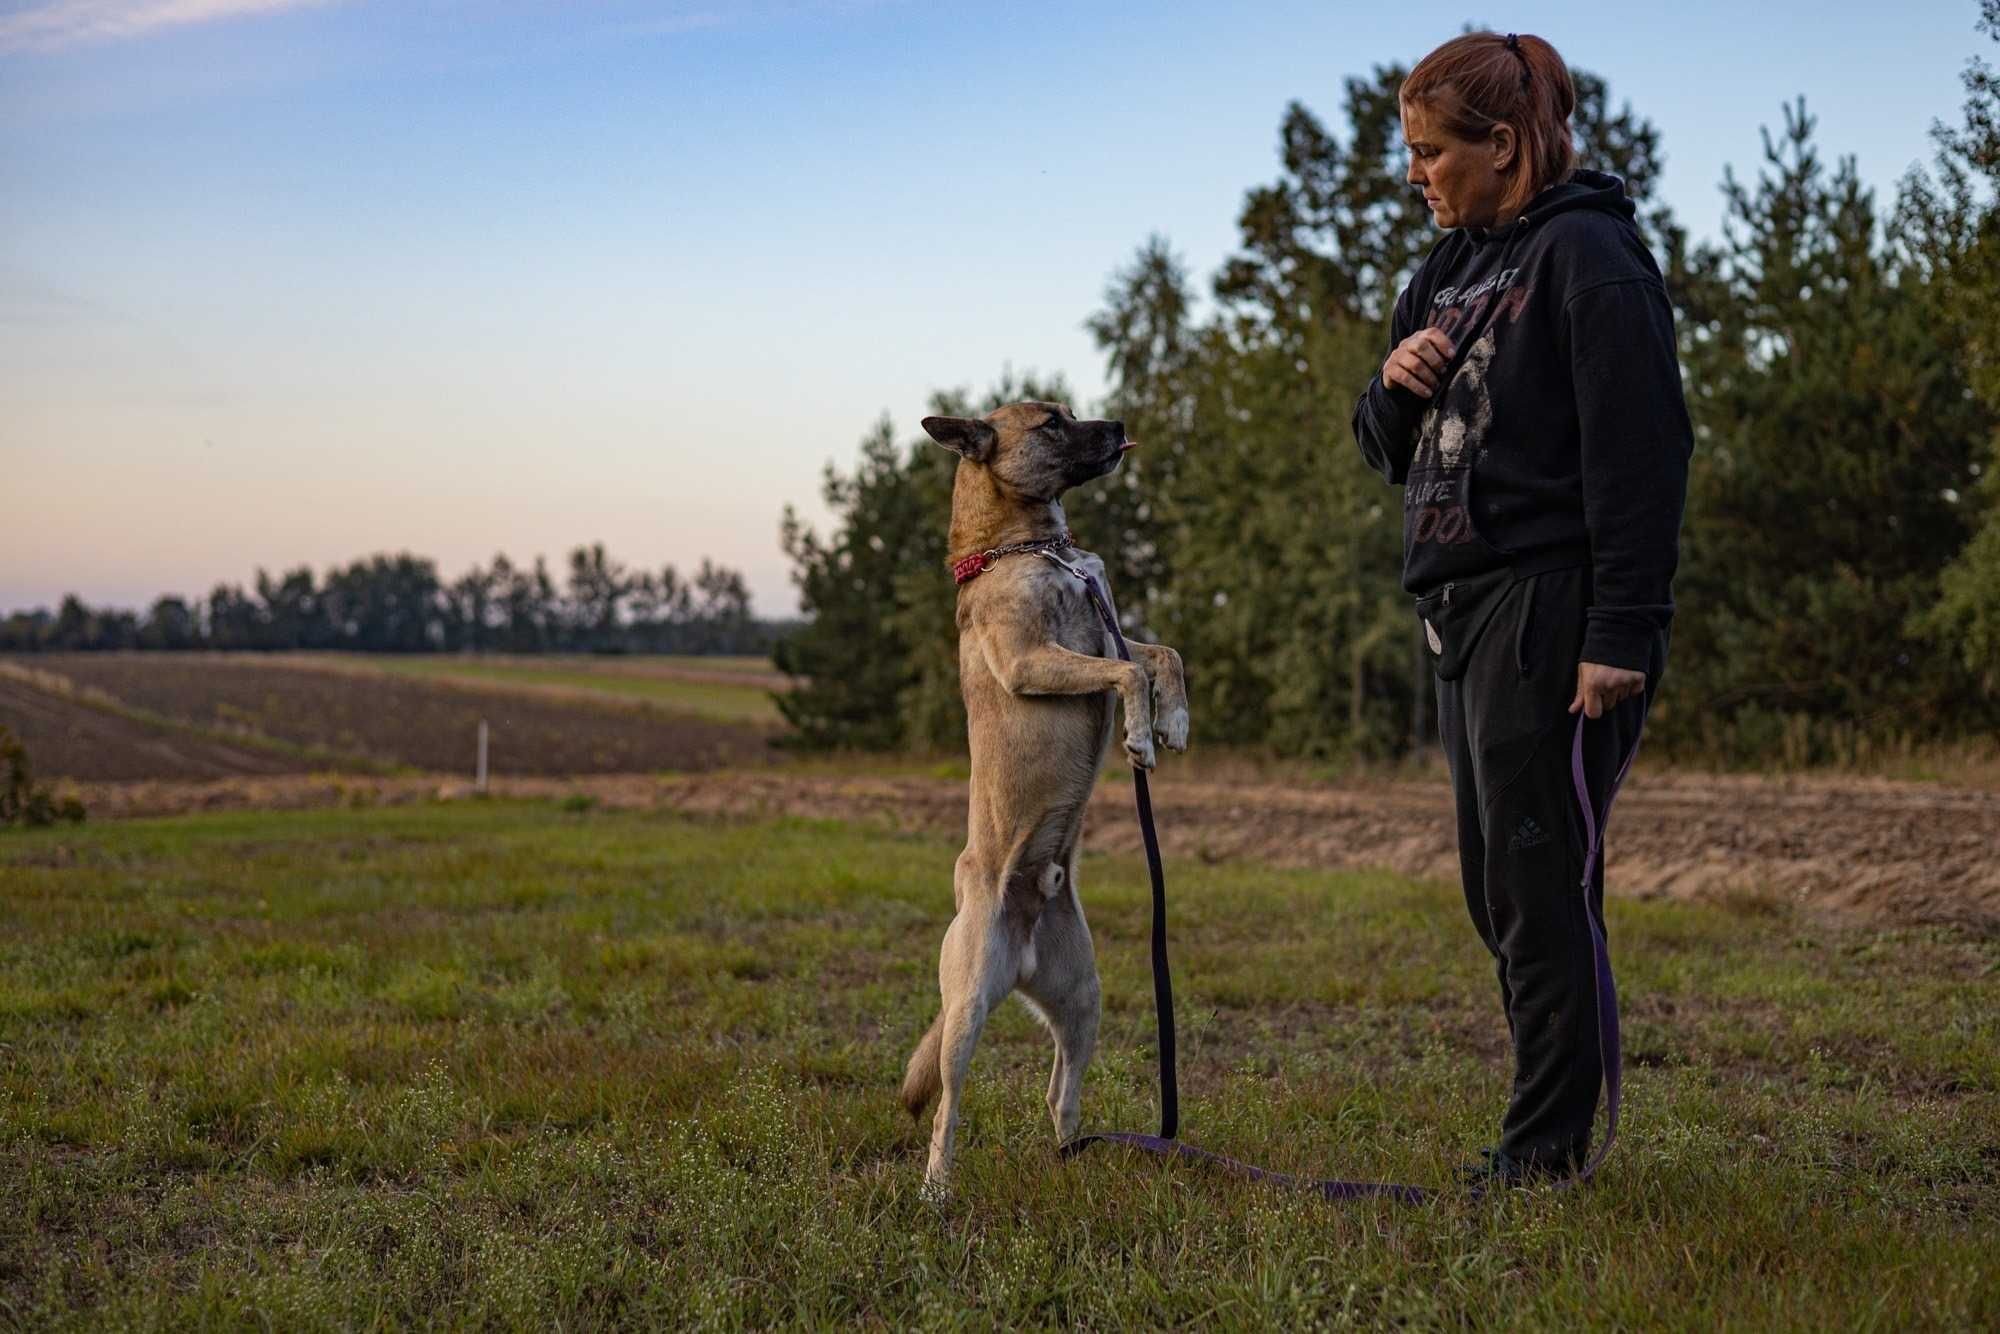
[1503,32,1529,93]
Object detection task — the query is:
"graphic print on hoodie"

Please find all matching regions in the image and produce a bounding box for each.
[1405,314,1507,568]
[1350,169,1695,673]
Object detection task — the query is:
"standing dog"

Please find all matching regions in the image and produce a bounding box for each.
[900,400,1190,1191]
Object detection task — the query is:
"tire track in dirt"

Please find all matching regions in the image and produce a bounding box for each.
[53,766,2000,931]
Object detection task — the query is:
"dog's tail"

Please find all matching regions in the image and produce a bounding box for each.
[899,1013,944,1120]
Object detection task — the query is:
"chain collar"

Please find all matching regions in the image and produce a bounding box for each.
[950,530,1076,584]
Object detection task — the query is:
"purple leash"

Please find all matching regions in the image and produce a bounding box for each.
[1039,550,1641,1202]
[1566,697,1646,1184]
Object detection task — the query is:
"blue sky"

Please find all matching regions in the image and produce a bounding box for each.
[2,0,1985,618]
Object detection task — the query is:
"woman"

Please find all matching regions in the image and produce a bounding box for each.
[1350,32,1692,1188]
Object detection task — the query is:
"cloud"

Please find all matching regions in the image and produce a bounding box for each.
[0,0,343,54]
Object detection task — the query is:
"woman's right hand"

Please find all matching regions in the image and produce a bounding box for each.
[1382,328,1456,399]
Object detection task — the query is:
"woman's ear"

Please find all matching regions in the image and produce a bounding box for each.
[1490,122,1518,173]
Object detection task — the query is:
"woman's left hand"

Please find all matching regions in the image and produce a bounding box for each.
[1569,661,1646,719]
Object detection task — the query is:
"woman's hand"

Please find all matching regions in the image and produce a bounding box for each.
[1382,328,1456,398]
[1569,662,1646,719]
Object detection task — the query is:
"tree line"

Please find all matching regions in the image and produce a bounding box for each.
[2,546,791,656]
[775,9,2000,765]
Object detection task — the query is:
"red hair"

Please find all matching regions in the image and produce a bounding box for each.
[1402,31,1577,220]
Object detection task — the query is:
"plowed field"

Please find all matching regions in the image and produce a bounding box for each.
[0,677,302,781]
[1,655,778,779]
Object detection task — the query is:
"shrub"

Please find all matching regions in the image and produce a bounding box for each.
[0,725,85,828]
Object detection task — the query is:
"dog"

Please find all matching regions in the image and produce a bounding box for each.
[899,400,1190,1191]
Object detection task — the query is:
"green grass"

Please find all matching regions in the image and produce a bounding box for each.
[362,656,784,725]
[2,804,1995,1329]
[657,655,784,676]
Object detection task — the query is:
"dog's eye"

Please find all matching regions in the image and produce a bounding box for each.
[1041,415,1065,432]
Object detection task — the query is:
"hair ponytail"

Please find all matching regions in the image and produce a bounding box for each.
[1402,31,1577,219]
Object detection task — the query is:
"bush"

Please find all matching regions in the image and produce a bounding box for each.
[0,726,85,828]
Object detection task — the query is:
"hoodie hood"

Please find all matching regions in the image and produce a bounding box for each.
[1465,168,1635,247]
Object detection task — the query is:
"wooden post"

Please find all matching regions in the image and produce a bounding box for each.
[476,719,489,793]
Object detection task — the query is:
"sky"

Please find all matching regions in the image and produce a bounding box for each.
[2,0,1987,619]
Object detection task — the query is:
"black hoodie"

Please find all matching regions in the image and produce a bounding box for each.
[1350,168,1692,673]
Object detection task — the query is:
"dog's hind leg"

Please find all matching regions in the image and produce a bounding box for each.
[1017,863,1100,1145]
[925,902,1017,1191]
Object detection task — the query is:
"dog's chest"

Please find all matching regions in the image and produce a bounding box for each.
[1049,552,1119,657]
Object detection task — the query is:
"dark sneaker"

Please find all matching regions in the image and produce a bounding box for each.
[1454,1146,1581,1196]
[1454,1147,1527,1195]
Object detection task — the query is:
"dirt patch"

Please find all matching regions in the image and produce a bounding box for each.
[53,765,2000,931]
[632,769,2000,929]
[4,655,781,780]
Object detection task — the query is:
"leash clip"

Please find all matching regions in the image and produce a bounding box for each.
[1038,549,1088,582]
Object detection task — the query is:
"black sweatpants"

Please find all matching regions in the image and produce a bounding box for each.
[1433,565,1665,1169]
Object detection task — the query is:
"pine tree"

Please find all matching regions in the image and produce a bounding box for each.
[1901,0,2000,692]
[1078,236,1195,638]
[774,417,932,750]
[1669,99,1993,758]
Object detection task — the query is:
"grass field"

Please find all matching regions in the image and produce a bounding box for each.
[3,803,1996,1328]
[359,655,785,726]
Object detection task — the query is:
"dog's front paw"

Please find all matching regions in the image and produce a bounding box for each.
[1156,705,1189,754]
[1124,730,1157,771]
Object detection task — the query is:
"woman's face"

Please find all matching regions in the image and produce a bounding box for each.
[1401,99,1513,230]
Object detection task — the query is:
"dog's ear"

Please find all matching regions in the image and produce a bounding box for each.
[921,415,998,462]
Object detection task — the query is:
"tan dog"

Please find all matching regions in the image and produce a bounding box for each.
[899,400,1190,1191]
